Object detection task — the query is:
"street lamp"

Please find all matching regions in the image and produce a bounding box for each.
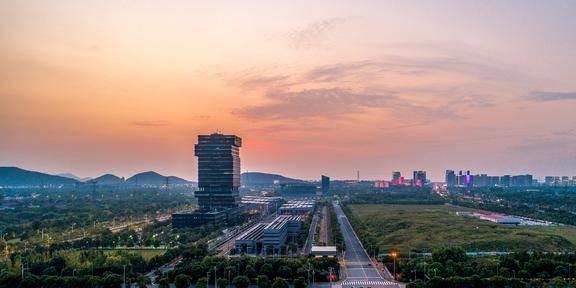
[390,251,398,280]
[214,266,218,288]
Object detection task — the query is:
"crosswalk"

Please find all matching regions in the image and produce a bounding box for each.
[342,279,399,288]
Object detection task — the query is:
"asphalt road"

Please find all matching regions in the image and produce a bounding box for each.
[304,210,320,255]
[320,206,329,244]
[333,202,400,288]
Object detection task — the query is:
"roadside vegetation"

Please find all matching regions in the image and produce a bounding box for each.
[344,204,576,253]
[395,247,576,287]
[0,188,195,245]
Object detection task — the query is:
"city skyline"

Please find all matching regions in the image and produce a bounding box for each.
[2,1,576,181]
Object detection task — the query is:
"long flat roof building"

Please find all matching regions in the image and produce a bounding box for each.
[235,215,304,255]
[279,200,316,215]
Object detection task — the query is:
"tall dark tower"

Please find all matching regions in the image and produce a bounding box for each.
[195,133,242,210]
[172,133,242,229]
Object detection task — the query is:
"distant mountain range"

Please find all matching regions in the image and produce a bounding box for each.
[0,167,78,187]
[0,167,192,187]
[241,172,305,186]
[93,174,125,185]
[57,173,93,182]
[126,171,189,185]
[0,167,305,187]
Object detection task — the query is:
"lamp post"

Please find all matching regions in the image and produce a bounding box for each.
[328,267,333,288]
[307,263,311,288]
[312,269,315,287]
[390,251,398,280]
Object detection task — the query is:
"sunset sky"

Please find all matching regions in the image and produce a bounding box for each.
[1,0,575,181]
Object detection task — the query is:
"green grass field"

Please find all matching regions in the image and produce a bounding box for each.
[346,204,576,253]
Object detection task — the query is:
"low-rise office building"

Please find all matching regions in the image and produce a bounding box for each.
[235,223,266,254]
[279,200,316,215]
[235,215,303,255]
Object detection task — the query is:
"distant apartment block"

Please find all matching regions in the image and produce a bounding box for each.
[445,169,535,188]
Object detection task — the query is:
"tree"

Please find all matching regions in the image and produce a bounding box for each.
[232,275,250,288]
[406,280,426,288]
[257,275,271,288]
[217,278,228,288]
[245,265,257,279]
[101,273,123,288]
[175,274,192,288]
[294,277,307,288]
[158,277,170,288]
[137,275,151,288]
[17,274,39,288]
[432,247,467,264]
[271,277,288,288]
[196,277,208,288]
[0,272,20,287]
[278,266,292,280]
[260,263,274,277]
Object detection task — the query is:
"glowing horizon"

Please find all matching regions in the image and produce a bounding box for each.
[1,0,575,181]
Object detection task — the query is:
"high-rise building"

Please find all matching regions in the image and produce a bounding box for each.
[511,174,533,187]
[445,170,456,187]
[413,171,426,187]
[392,171,401,182]
[501,175,511,187]
[195,133,242,210]
[321,175,330,195]
[465,170,473,187]
[173,133,242,228]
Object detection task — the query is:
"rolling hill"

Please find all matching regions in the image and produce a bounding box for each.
[126,171,190,185]
[0,167,78,187]
[241,172,305,186]
[92,174,125,185]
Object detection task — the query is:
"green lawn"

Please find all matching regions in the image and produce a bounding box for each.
[346,204,576,253]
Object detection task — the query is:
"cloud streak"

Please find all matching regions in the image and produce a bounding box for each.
[525,91,576,102]
[230,53,518,123]
[235,88,396,120]
[132,120,170,127]
[285,18,346,49]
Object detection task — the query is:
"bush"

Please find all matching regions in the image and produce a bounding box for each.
[175,274,192,288]
[271,277,288,288]
[196,277,208,288]
[257,275,271,288]
[233,275,250,288]
[294,277,307,288]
